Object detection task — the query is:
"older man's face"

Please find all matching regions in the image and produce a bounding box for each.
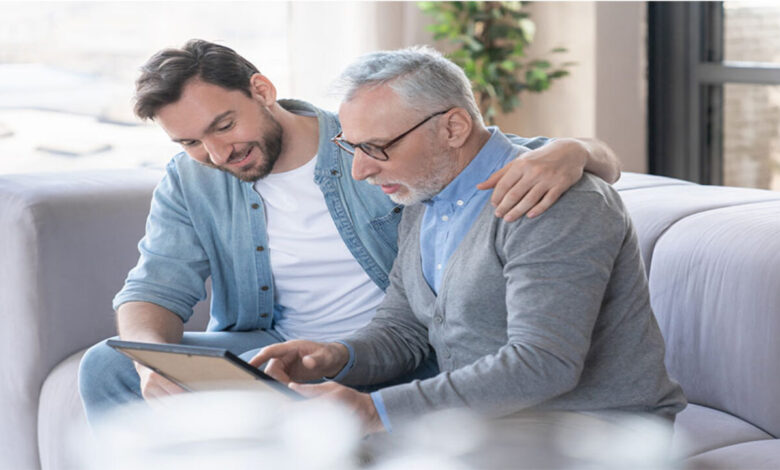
[340,84,456,205]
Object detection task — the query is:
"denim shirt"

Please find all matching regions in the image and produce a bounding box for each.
[113,100,402,332]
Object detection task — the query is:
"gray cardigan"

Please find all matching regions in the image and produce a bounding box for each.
[342,173,686,424]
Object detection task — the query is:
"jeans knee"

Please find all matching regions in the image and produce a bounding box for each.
[78,338,133,401]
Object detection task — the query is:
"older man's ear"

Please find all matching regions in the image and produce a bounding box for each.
[440,108,474,149]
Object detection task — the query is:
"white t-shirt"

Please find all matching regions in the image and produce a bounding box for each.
[253,155,385,341]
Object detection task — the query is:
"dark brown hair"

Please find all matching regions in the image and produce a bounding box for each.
[134,39,259,120]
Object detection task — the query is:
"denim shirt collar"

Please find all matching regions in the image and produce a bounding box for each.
[427,126,516,206]
[274,99,343,180]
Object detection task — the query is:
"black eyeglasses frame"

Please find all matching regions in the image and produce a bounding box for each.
[331,108,452,161]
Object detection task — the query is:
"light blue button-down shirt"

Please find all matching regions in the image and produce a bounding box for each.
[420,128,520,294]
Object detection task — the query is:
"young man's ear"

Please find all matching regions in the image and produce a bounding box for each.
[441,108,473,148]
[249,73,277,106]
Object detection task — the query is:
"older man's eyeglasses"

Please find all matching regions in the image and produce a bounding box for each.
[331,109,451,161]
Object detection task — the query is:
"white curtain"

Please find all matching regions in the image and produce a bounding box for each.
[285,2,431,111]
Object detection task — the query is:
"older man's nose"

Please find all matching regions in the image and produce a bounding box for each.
[351,147,378,181]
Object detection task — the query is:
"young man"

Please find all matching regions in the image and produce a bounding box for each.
[250,47,685,432]
[78,40,620,422]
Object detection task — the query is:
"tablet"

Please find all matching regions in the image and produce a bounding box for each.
[107,339,302,400]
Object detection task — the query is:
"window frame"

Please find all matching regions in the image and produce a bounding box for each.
[648,1,780,185]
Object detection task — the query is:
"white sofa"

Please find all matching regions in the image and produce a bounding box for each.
[1,169,779,469]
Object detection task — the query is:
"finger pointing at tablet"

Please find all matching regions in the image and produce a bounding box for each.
[249,340,350,384]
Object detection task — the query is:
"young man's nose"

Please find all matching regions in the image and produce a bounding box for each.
[203,138,233,166]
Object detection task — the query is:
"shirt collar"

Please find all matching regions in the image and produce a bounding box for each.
[428,127,516,206]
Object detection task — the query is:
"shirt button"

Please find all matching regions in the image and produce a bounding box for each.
[251,203,260,209]
[393,207,402,214]
[261,285,269,291]
[456,200,464,206]
[256,246,264,252]
[437,264,443,270]
[260,313,269,319]
[331,170,339,176]
[441,215,449,221]
[434,316,443,324]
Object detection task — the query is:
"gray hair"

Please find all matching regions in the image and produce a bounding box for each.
[334,46,483,126]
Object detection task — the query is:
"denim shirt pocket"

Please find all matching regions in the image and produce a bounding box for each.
[369,205,403,252]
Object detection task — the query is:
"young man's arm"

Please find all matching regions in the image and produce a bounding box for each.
[116,301,186,399]
[482,136,621,221]
[110,161,211,400]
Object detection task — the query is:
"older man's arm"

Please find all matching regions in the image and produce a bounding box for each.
[347,180,628,427]
[481,136,621,221]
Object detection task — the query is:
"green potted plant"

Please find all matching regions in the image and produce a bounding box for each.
[419,1,572,124]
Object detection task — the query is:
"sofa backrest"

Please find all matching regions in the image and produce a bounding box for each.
[616,173,780,438]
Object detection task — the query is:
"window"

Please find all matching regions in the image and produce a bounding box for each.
[648,1,780,190]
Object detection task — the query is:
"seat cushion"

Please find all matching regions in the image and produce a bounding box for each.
[685,439,780,470]
[38,350,92,470]
[673,404,772,458]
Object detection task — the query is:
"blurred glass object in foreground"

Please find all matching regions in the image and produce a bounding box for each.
[76,390,362,470]
[72,390,684,470]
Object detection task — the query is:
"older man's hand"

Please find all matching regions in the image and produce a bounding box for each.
[290,381,386,434]
[477,138,590,222]
[248,340,350,384]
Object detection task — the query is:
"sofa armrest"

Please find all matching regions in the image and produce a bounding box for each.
[0,169,206,469]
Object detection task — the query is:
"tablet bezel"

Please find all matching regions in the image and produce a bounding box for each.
[106,339,302,400]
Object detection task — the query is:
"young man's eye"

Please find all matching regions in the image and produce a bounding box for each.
[217,121,235,132]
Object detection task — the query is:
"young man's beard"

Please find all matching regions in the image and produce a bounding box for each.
[209,109,284,183]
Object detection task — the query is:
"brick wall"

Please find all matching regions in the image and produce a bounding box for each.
[723,5,780,190]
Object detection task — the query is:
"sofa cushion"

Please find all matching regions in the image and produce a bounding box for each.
[673,404,773,458]
[649,200,780,438]
[685,439,780,470]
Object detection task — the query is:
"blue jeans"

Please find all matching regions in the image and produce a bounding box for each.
[79,331,440,425]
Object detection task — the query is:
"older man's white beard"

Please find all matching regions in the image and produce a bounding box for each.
[367,167,453,206]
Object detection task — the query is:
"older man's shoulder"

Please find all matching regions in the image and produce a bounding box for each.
[566,173,625,211]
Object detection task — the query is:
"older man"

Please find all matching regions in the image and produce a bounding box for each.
[251,47,686,433]
[78,40,620,423]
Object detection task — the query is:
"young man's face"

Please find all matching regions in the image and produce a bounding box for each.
[340,84,455,205]
[155,78,282,182]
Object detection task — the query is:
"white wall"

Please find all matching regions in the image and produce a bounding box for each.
[287,2,648,173]
[287,2,430,112]
[495,2,648,173]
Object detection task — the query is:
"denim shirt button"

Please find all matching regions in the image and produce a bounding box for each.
[260,313,269,318]
[256,246,264,252]
[261,285,269,291]
[393,207,401,213]
[251,203,260,209]
[331,170,339,176]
